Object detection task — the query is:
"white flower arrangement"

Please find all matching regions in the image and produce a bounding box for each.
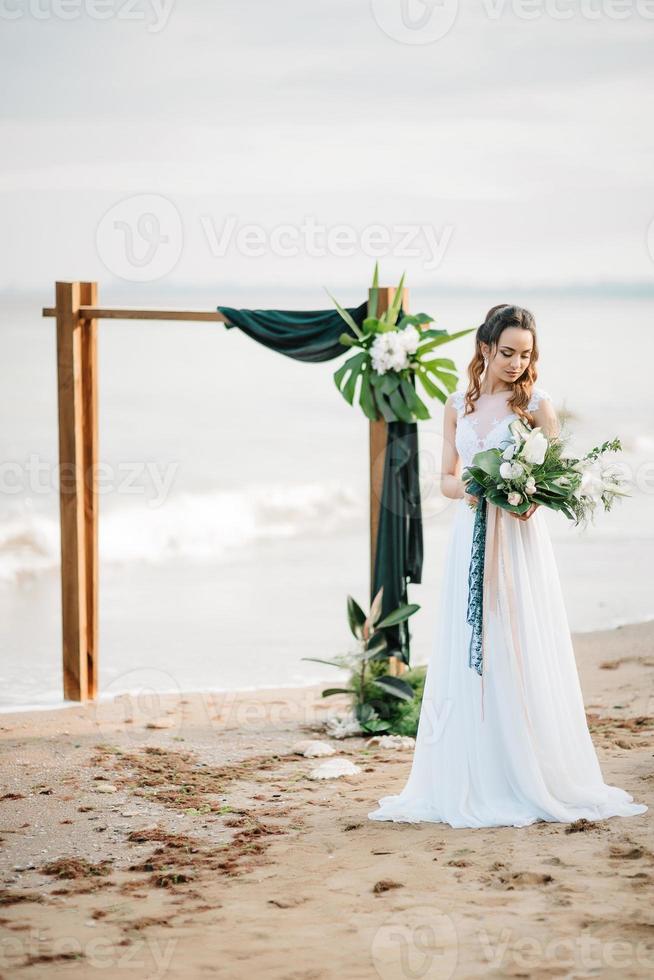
[330,265,474,422]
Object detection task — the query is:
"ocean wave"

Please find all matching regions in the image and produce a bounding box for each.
[0,480,363,585]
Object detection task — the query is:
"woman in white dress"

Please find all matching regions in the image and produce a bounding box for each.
[368,304,647,829]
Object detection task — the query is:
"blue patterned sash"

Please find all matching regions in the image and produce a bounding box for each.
[465,484,487,675]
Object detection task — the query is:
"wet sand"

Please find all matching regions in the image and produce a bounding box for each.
[0,621,652,979]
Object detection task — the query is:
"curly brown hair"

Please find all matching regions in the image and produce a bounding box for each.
[464,304,539,424]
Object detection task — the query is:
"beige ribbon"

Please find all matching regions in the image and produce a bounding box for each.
[480,503,530,723]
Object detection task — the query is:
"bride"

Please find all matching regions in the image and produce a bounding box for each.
[368,304,647,829]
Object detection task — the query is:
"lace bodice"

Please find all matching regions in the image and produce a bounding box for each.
[450,387,551,469]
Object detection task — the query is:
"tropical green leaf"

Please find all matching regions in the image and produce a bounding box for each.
[364,634,388,657]
[398,313,432,330]
[472,450,503,480]
[359,370,379,421]
[300,657,347,668]
[369,586,384,626]
[347,594,367,639]
[386,272,406,327]
[371,675,415,702]
[421,356,456,371]
[343,359,363,405]
[427,365,458,393]
[400,377,431,420]
[417,327,474,355]
[321,688,356,698]
[415,367,443,400]
[368,262,379,319]
[360,717,392,733]
[373,386,397,422]
[378,372,401,396]
[389,387,415,423]
[325,289,363,339]
[376,602,420,629]
[334,351,367,405]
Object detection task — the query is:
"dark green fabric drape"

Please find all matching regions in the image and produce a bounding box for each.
[218,301,369,362]
[217,300,424,665]
[371,418,423,665]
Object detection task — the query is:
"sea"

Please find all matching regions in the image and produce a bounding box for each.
[1,284,653,710]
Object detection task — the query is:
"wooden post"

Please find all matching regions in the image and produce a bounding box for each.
[80,282,99,699]
[55,281,98,701]
[369,285,408,678]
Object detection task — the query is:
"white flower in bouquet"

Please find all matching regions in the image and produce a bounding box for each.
[500,460,525,480]
[600,463,628,494]
[502,444,517,461]
[521,428,548,465]
[507,491,522,505]
[575,462,605,502]
[398,324,420,354]
[525,476,537,494]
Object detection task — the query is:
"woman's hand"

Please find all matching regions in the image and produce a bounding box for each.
[511,502,540,521]
[463,489,479,510]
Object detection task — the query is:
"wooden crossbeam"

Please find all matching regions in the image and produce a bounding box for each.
[43,306,229,322]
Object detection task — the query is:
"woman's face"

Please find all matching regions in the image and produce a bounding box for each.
[484,327,533,384]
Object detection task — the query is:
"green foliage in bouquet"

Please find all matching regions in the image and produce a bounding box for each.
[463,417,629,526]
[301,586,424,735]
[328,264,473,423]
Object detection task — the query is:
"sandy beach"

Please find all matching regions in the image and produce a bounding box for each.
[0,620,652,979]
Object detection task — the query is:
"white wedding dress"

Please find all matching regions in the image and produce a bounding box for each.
[368,387,647,829]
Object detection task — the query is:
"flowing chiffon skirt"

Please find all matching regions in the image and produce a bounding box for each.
[368,498,648,829]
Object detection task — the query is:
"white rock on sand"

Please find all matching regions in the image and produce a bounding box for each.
[365,734,415,750]
[308,758,361,779]
[292,739,336,757]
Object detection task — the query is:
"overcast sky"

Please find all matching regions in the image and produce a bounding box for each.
[1,0,653,292]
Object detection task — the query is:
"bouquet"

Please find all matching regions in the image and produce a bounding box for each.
[329,264,473,423]
[462,417,630,527]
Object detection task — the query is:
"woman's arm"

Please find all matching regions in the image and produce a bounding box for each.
[440,397,476,504]
[531,396,559,439]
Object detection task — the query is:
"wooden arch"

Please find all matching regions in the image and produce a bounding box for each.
[42,282,407,701]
